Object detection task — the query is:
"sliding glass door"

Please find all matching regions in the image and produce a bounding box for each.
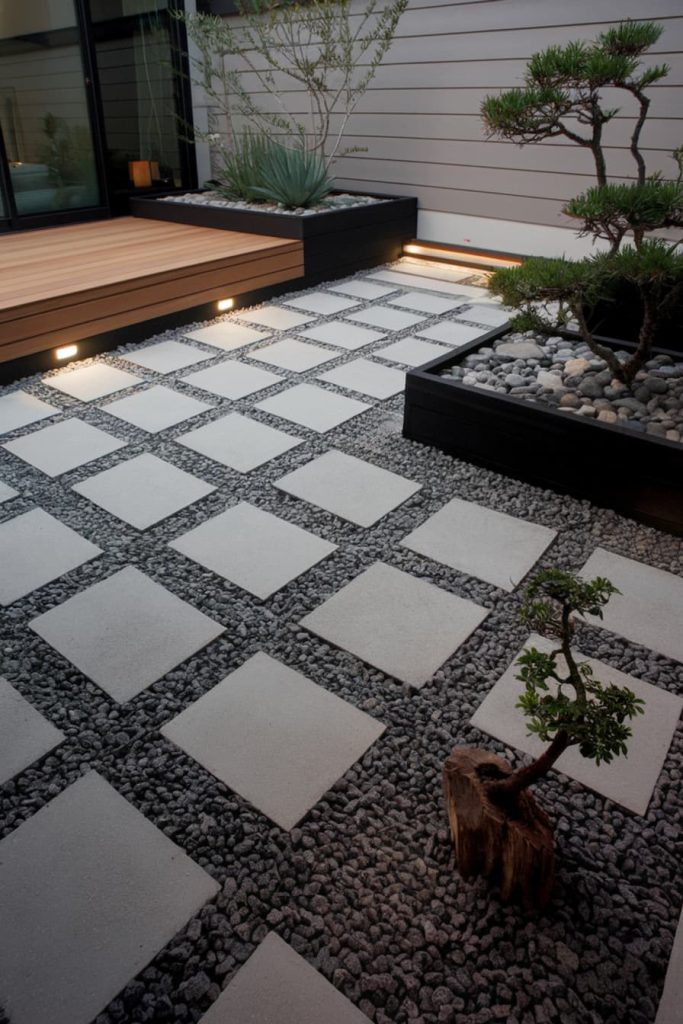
[0,1,103,222]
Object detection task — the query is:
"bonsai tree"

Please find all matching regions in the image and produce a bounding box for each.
[481,21,683,387]
[444,568,645,909]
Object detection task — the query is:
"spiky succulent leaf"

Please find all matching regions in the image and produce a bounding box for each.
[250,142,333,208]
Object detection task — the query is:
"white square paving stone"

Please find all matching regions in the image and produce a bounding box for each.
[345,305,428,332]
[283,291,359,315]
[580,548,683,664]
[327,279,396,300]
[256,383,370,433]
[300,320,385,351]
[101,384,213,433]
[183,360,282,400]
[72,453,215,530]
[3,418,126,477]
[301,562,488,688]
[184,321,269,351]
[30,566,224,702]
[387,290,465,315]
[458,303,510,327]
[373,337,450,367]
[390,259,473,283]
[46,363,142,402]
[162,652,385,830]
[169,502,336,600]
[236,305,315,330]
[0,480,18,502]
[0,771,219,1024]
[471,634,683,815]
[276,450,420,527]
[122,340,212,373]
[0,509,101,606]
[199,932,372,1024]
[0,678,64,786]
[0,391,59,435]
[248,338,337,372]
[368,269,479,297]
[656,908,683,1024]
[317,358,405,399]
[417,321,485,346]
[177,412,302,472]
[401,498,556,591]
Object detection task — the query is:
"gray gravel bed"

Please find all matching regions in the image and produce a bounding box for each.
[0,266,681,1024]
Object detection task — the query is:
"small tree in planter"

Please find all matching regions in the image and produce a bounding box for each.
[444,569,644,910]
[481,20,683,384]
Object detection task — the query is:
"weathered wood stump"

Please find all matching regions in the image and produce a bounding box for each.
[443,746,555,911]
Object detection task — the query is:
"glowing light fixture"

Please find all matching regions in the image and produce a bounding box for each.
[403,242,522,270]
[216,298,234,311]
[55,345,78,361]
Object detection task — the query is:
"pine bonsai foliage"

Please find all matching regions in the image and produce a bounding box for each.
[482,21,683,386]
[483,569,645,809]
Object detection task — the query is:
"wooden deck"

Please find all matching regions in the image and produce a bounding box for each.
[0,217,304,363]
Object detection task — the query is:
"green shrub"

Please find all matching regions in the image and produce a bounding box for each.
[210,134,270,202]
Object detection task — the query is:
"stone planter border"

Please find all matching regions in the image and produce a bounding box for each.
[403,326,683,536]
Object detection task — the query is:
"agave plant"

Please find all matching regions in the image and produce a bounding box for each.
[210,133,270,202]
[250,142,333,209]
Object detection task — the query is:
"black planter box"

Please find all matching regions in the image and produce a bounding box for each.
[129,190,417,284]
[403,327,683,536]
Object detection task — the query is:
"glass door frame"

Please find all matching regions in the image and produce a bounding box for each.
[0,0,196,232]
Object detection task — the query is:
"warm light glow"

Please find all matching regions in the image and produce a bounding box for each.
[403,242,521,269]
[128,160,153,188]
[55,345,78,360]
[216,298,234,311]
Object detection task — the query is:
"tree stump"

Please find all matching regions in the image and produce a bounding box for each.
[443,746,555,911]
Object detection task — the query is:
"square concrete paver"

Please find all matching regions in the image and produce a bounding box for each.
[0,771,219,1024]
[459,303,510,327]
[46,363,142,402]
[237,305,315,330]
[183,360,282,400]
[328,279,396,300]
[0,391,59,435]
[301,562,488,688]
[300,321,385,351]
[656,908,683,1024]
[30,566,224,702]
[3,419,126,477]
[346,306,428,332]
[317,358,405,399]
[101,385,213,433]
[122,340,212,373]
[0,480,18,502]
[417,321,485,346]
[170,502,336,600]
[401,498,556,591]
[256,383,370,433]
[373,337,450,367]
[276,450,420,527]
[72,453,215,530]
[199,932,372,1024]
[0,509,101,606]
[471,634,683,815]
[248,339,337,372]
[177,412,302,472]
[0,678,64,786]
[368,269,474,297]
[388,291,465,315]
[284,291,359,315]
[580,549,683,664]
[162,652,385,830]
[184,321,269,351]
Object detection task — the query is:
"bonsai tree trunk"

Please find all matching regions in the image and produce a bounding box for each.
[443,747,556,911]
